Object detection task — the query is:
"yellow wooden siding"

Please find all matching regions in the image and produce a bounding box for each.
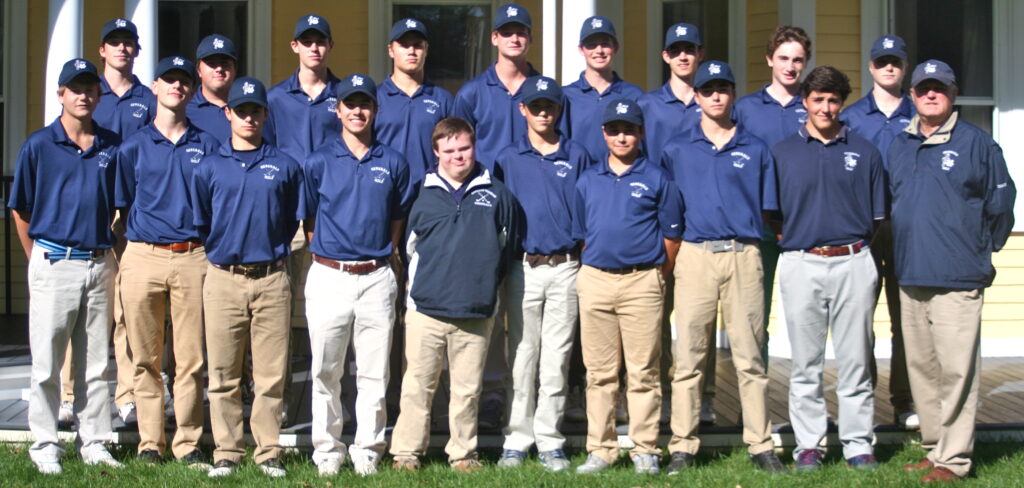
[815,0,862,100]
[745,0,778,93]
[26,2,48,135]
[622,0,647,89]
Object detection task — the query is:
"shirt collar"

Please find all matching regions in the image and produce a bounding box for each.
[191,87,222,108]
[905,111,958,145]
[575,71,624,94]
[331,137,385,162]
[285,69,342,99]
[514,134,571,159]
[758,84,803,108]
[382,75,434,98]
[596,155,648,176]
[866,91,914,119]
[144,121,203,145]
[218,140,275,164]
[423,165,491,191]
[798,124,850,145]
[47,118,111,154]
[688,124,750,151]
[100,74,147,98]
[484,63,541,92]
[657,81,696,107]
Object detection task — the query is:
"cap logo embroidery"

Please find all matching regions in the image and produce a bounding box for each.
[941,150,958,171]
[212,38,224,49]
[843,152,860,171]
[307,15,319,25]
[731,151,750,169]
[615,102,629,114]
[352,75,364,86]
[925,63,937,74]
[74,59,87,70]
[536,79,548,91]
[242,81,255,95]
[591,18,602,29]
[709,63,721,75]
[882,38,894,49]
[405,19,417,28]
[115,18,127,28]
[676,25,687,37]
[173,57,185,66]
[506,6,518,17]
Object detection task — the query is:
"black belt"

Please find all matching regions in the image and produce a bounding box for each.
[594,263,658,275]
[524,249,579,268]
[212,259,285,279]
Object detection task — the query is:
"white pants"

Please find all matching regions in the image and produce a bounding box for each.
[27,244,116,462]
[305,262,397,463]
[502,260,579,452]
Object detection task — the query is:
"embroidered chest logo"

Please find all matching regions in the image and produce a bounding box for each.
[212,38,225,49]
[423,99,440,114]
[326,97,338,113]
[370,166,391,184]
[261,163,280,180]
[473,189,497,207]
[898,118,911,128]
[629,181,649,198]
[731,151,750,169]
[130,102,148,119]
[97,150,113,168]
[796,107,808,123]
[941,150,958,172]
[553,161,573,178]
[675,26,687,37]
[843,152,860,171]
[185,147,205,164]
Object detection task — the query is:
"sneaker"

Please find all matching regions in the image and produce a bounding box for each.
[632,453,660,475]
[847,454,879,471]
[699,398,717,425]
[451,458,483,473]
[33,459,62,475]
[180,450,212,471]
[478,396,505,431]
[259,458,287,478]
[565,387,587,422]
[118,402,137,425]
[497,449,526,468]
[898,411,921,430]
[208,459,237,478]
[352,450,380,476]
[795,450,824,472]
[615,390,629,424]
[538,449,570,472]
[58,401,75,426]
[576,453,610,474]
[666,451,694,475]
[751,451,787,473]
[81,444,123,468]
[316,458,341,477]
[137,449,162,465]
[392,457,421,472]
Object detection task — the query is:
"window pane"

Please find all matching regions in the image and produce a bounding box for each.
[894,0,992,98]
[391,4,493,94]
[956,105,992,135]
[159,1,248,75]
[661,0,729,81]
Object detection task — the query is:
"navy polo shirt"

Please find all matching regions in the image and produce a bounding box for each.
[573,157,683,268]
[115,124,221,243]
[772,126,886,251]
[561,72,644,160]
[186,88,231,144]
[734,85,807,147]
[374,76,453,184]
[452,63,540,170]
[7,120,120,249]
[662,125,778,242]
[493,135,593,255]
[267,70,343,164]
[191,142,305,265]
[637,82,702,167]
[93,75,156,138]
[303,139,414,261]
[840,92,915,164]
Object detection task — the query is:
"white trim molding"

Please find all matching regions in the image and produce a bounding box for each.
[45,0,84,122]
[249,0,271,84]
[644,0,746,92]
[777,0,814,72]
[992,0,1024,230]
[3,0,28,174]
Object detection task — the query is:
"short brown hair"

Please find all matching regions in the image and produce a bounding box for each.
[766,25,812,59]
[800,65,851,101]
[431,117,476,150]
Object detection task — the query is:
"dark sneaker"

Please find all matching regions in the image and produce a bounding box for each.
[795,450,824,472]
[751,451,787,473]
[180,450,213,472]
[208,459,237,478]
[847,454,879,471]
[666,452,695,475]
[137,449,162,465]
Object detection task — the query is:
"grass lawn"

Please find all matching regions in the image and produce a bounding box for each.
[1,442,1023,487]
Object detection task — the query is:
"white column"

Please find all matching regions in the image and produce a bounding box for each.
[560,0,596,83]
[777,0,815,72]
[126,0,157,84]
[542,0,558,79]
[993,0,1024,230]
[45,0,83,122]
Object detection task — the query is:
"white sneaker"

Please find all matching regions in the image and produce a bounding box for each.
[352,450,380,476]
[58,402,75,425]
[208,459,237,478]
[316,458,341,476]
[259,459,287,478]
[699,398,717,425]
[576,453,610,474]
[632,453,661,475]
[898,411,921,430]
[81,445,123,468]
[118,402,137,424]
[33,458,62,475]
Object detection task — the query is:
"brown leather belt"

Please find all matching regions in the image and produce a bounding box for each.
[212,259,285,279]
[150,240,203,252]
[525,250,579,268]
[312,254,387,275]
[808,240,866,257]
[594,263,658,275]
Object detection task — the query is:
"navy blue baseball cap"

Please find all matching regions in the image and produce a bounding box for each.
[154,55,196,81]
[579,16,616,43]
[336,73,377,102]
[294,14,331,39]
[494,3,531,30]
[390,18,428,42]
[870,35,907,61]
[196,34,237,61]
[521,76,563,105]
[664,22,702,49]
[57,58,100,87]
[602,98,644,126]
[228,77,268,108]
[911,59,956,87]
[694,60,735,88]
[101,17,138,43]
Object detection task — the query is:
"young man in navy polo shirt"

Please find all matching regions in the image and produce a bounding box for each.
[772,66,885,472]
[115,56,220,468]
[390,118,521,474]
[573,98,682,475]
[187,34,238,142]
[375,17,453,184]
[889,60,1015,483]
[840,34,918,431]
[493,76,592,472]
[9,58,124,475]
[660,61,785,475]
[303,73,413,477]
[561,16,643,161]
[191,77,304,479]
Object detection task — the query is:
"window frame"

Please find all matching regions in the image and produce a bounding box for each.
[644,0,745,92]
[155,0,270,83]
[2,0,26,177]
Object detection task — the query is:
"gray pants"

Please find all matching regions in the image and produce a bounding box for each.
[27,244,116,462]
[779,248,877,459]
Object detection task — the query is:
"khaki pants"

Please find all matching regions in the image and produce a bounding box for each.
[120,241,207,458]
[390,309,493,463]
[900,286,982,478]
[204,264,291,465]
[577,265,663,464]
[669,243,773,455]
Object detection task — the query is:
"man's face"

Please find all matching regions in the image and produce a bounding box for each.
[337,93,376,137]
[291,32,333,70]
[388,33,428,74]
[151,71,194,109]
[662,42,703,79]
[579,34,617,71]
[602,121,643,160]
[198,55,236,94]
[225,103,267,140]
[802,90,844,134]
[695,80,734,120]
[434,132,476,182]
[767,41,807,88]
[491,24,530,60]
[59,79,101,118]
[519,99,560,134]
[910,80,957,121]
[869,56,906,91]
[98,34,139,71]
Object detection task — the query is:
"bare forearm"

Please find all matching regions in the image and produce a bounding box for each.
[12,210,32,261]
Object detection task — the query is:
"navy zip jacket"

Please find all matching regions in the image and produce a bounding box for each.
[406,168,522,319]
[888,112,1016,289]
